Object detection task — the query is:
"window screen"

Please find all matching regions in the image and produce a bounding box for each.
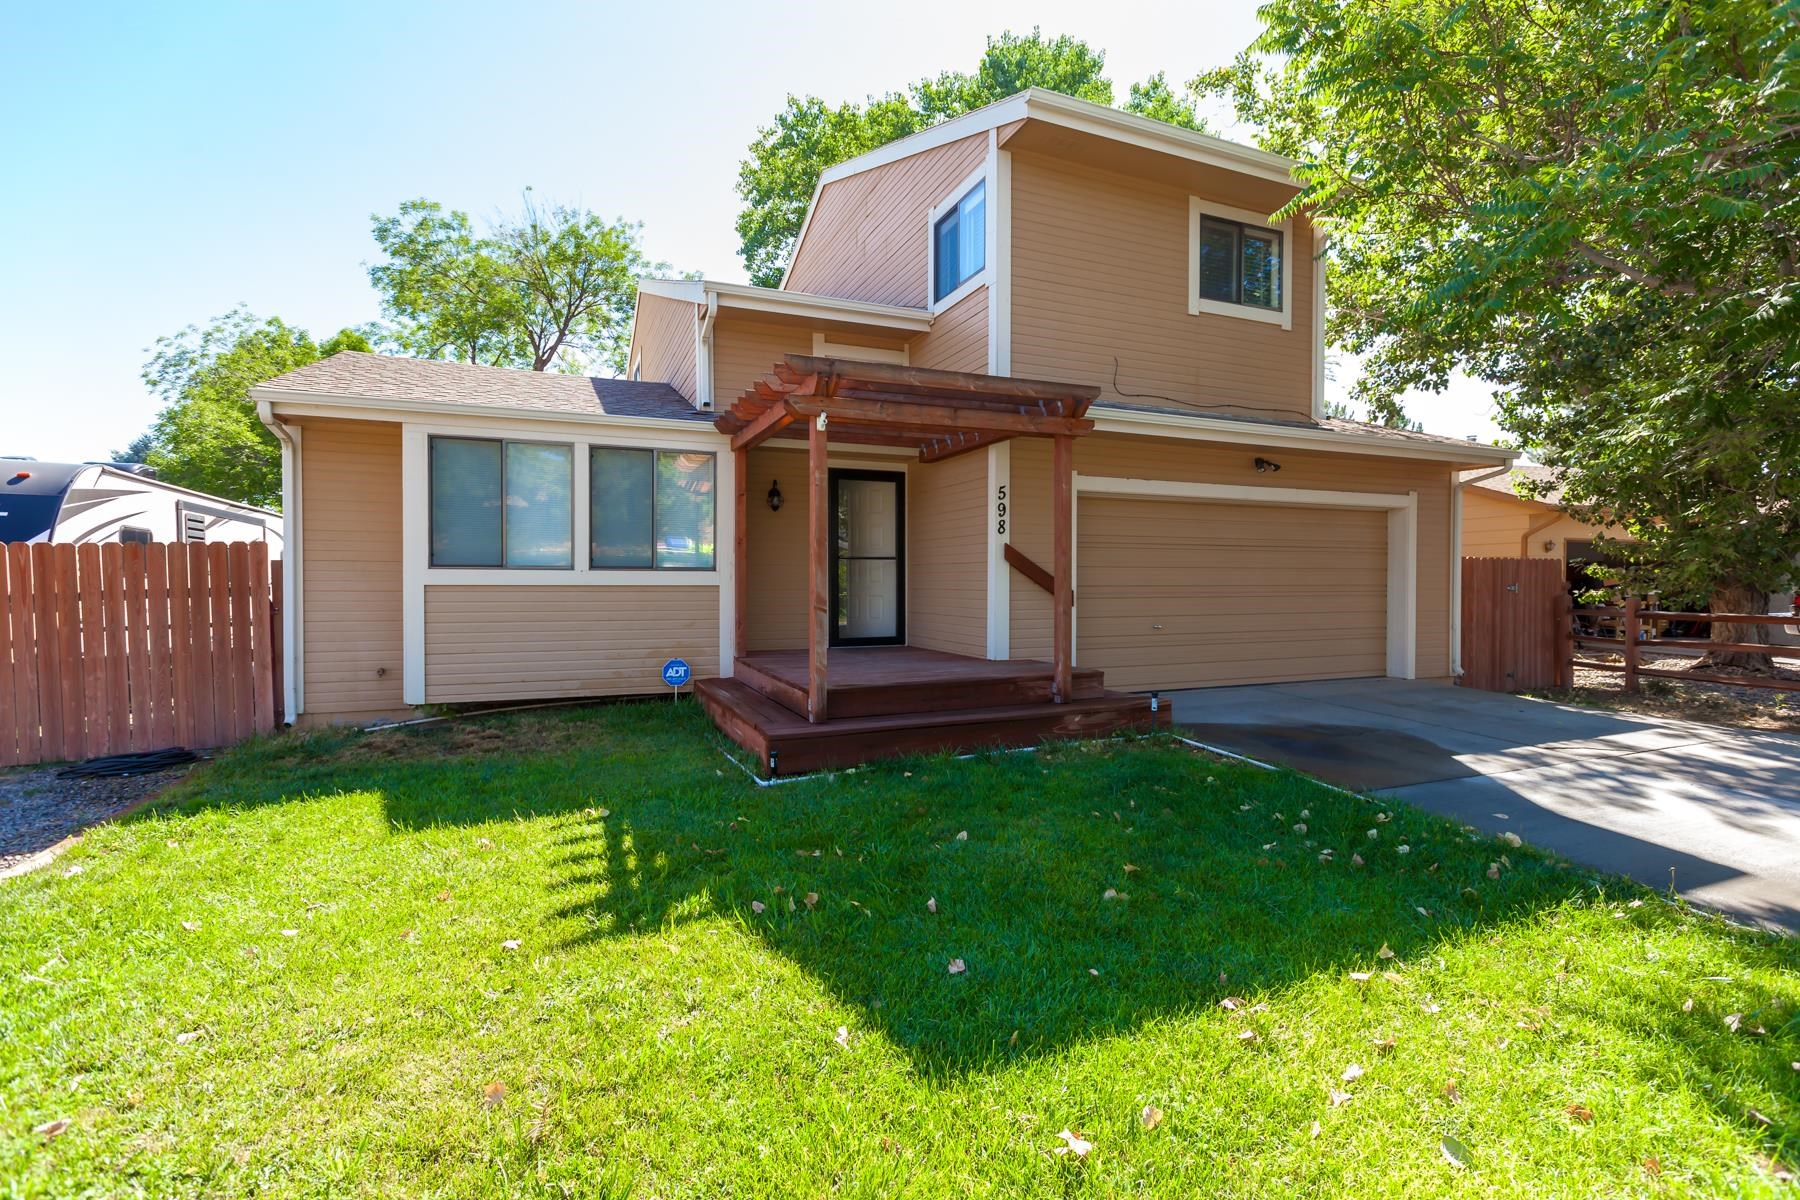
[430,437,504,566]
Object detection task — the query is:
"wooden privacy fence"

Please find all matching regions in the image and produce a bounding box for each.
[1459,557,1570,693]
[0,541,282,767]
[1572,599,1800,694]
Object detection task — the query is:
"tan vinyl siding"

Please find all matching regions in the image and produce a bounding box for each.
[1462,489,1531,558]
[632,292,699,401]
[909,286,988,374]
[907,453,987,657]
[297,418,407,722]
[785,134,989,307]
[1009,433,1455,681]
[1009,150,1315,423]
[712,316,911,414]
[1079,498,1386,690]
[743,446,809,652]
[423,585,718,702]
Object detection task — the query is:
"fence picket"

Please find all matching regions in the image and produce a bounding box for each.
[122,543,153,751]
[145,543,175,748]
[248,542,274,733]
[0,547,16,767]
[100,544,129,753]
[167,546,195,749]
[6,545,39,764]
[227,543,254,743]
[208,543,235,747]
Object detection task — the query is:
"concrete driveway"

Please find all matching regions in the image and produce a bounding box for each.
[1169,679,1800,933]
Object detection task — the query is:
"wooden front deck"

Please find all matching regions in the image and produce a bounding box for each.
[696,647,1165,776]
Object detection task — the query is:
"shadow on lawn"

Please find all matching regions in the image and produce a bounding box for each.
[170,702,1800,1103]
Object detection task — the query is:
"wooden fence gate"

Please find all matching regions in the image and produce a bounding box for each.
[1459,557,1568,693]
[0,541,281,767]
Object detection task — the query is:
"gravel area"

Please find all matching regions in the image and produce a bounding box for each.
[1532,649,1800,736]
[0,763,191,877]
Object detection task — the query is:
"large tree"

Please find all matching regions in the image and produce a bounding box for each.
[369,191,660,375]
[735,30,1205,286]
[1199,0,1800,669]
[125,309,371,507]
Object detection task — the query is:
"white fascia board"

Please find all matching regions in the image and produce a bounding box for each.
[1089,405,1517,467]
[254,389,728,439]
[643,278,932,332]
[813,88,1300,193]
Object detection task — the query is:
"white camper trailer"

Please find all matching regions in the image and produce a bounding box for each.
[0,460,282,551]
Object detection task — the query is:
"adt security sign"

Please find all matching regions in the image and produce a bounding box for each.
[661,658,692,693]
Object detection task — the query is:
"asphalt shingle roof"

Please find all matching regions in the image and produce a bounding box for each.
[257,352,713,423]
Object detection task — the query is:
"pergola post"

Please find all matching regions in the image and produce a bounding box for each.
[733,446,748,666]
[806,413,829,722]
[1052,433,1074,703]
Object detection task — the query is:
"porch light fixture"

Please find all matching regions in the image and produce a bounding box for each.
[767,480,783,512]
[1254,457,1282,473]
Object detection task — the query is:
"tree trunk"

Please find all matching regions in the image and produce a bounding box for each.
[1698,582,1775,673]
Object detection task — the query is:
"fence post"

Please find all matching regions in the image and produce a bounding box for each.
[1556,591,1574,689]
[1623,597,1641,693]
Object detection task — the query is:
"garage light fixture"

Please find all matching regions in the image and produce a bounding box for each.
[1254,457,1282,473]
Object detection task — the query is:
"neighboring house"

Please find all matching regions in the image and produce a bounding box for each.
[0,459,282,550]
[1459,463,1631,581]
[253,87,1513,731]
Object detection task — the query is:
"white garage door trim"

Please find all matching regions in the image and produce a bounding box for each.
[1073,475,1418,680]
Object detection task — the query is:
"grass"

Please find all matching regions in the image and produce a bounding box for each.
[1,702,1796,1198]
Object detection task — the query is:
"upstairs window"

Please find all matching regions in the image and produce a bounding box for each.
[932,178,986,303]
[1198,215,1283,311]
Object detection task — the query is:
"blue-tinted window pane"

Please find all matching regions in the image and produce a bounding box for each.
[654,451,715,569]
[590,447,653,567]
[1199,217,1239,303]
[1242,228,1282,309]
[958,180,986,281]
[503,442,573,567]
[430,437,503,566]
[934,209,961,301]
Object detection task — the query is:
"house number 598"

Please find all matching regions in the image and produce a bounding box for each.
[995,483,1008,535]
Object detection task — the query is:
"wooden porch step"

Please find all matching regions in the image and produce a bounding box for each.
[696,676,1167,777]
[732,655,1106,721]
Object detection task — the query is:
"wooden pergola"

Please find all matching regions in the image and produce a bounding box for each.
[716,354,1100,723]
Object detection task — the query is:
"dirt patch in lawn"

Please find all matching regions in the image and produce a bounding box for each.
[1528,650,1800,736]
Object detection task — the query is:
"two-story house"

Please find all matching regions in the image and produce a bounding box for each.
[254,89,1513,771]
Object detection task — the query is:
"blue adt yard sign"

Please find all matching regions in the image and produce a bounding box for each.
[661,658,692,691]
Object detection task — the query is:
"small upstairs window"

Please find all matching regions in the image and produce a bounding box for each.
[932,178,986,304]
[1189,200,1293,328]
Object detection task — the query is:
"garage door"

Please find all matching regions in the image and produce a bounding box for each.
[1077,497,1388,691]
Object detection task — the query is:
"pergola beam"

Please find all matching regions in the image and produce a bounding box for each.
[788,396,1092,437]
[730,399,800,452]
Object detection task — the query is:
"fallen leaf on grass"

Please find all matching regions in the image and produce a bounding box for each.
[33,1118,70,1142]
[1382,970,1404,984]
[1443,1080,1462,1102]
[926,897,937,913]
[1421,1001,1442,1014]
[1758,1155,1796,1183]
[1219,996,1245,1011]
[1052,1129,1093,1158]
[1236,1029,1259,1044]
[280,929,298,938]
[1642,1156,1661,1177]
[1486,864,1501,880]
[180,921,200,932]
[834,1026,850,1049]
[62,864,83,878]
[481,1082,507,1108]
[398,929,417,942]
[750,901,766,914]
[1396,844,1411,855]
[954,830,968,842]
[175,1030,203,1045]
[1140,1104,1163,1131]
[1348,971,1372,983]
[434,890,452,902]
[1441,1135,1472,1169]
[1341,1063,1365,1083]
[1350,853,1365,867]
[947,958,966,975]
[1723,1012,1743,1032]
[1102,888,1127,901]
[1088,967,1101,977]
[1377,943,1395,960]
[501,939,521,951]
[1500,832,1522,847]
[1565,1103,1594,1123]
[1373,1036,1397,1055]
[1328,1088,1352,1108]
[804,892,818,908]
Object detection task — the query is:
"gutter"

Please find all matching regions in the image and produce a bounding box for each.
[697,293,718,411]
[256,401,302,723]
[1450,464,1512,677]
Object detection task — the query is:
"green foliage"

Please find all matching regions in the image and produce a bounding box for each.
[2,704,1793,1194]
[736,30,1207,285]
[1198,0,1800,607]
[130,310,372,507]
[369,190,662,375]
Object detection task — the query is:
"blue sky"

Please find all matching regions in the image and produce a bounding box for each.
[0,0,1500,464]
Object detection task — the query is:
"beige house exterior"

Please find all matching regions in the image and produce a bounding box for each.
[1460,464,1630,568]
[256,88,1513,727]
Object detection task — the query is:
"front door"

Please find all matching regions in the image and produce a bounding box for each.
[830,470,905,645]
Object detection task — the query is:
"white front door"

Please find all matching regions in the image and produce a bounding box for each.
[832,472,904,644]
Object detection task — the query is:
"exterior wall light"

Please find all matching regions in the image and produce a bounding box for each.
[1254,457,1282,473]
[767,480,783,512]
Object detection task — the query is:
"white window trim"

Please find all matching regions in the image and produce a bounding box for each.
[926,162,995,314]
[401,419,734,705]
[811,332,908,365]
[1071,474,1417,679]
[1187,197,1294,330]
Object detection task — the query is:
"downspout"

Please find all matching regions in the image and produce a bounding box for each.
[1519,511,1562,559]
[696,293,719,411]
[257,399,301,723]
[1451,463,1511,677]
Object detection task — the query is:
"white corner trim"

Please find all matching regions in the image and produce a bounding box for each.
[990,144,1012,376]
[812,332,908,365]
[1188,197,1294,330]
[1312,224,1329,421]
[985,441,1011,659]
[401,426,428,705]
[926,161,995,315]
[717,446,737,671]
[1073,474,1419,680]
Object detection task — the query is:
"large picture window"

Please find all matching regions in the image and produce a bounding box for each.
[932,178,986,303]
[590,447,716,570]
[429,436,573,568]
[1197,214,1283,312]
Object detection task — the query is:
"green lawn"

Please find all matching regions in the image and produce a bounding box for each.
[2,703,1795,1198]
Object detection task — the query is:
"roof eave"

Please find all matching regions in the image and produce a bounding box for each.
[1091,404,1518,467]
[253,387,725,434]
[639,278,933,332]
